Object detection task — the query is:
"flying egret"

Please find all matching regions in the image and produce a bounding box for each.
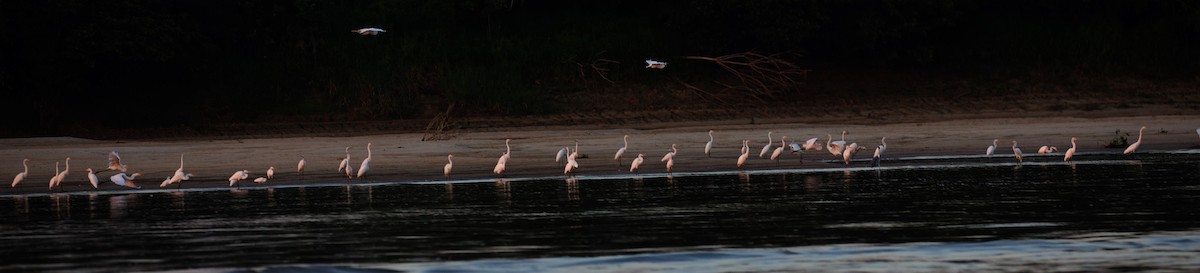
[760,131,774,158]
[109,173,141,189]
[87,168,99,189]
[12,158,28,187]
[254,177,267,183]
[1037,146,1058,154]
[1012,141,1023,162]
[338,147,351,173]
[229,170,249,187]
[802,137,823,151]
[1064,137,1078,161]
[267,166,275,179]
[298,156,307,176]
[101,151,128,174]
[357,143,372,178]
[615,135,629,165]
[1123,126,1147,155]
[737,140,750,169]
[443,154,454,179]
[630,153,645,173]
[770,136,787,163]
[645,59,668,69]
[986,139,998,158]
[352,27,386,35]
[161,154,191,188]
[704,130,714,158]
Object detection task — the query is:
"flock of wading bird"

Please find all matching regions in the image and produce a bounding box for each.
[8,125,1196,192]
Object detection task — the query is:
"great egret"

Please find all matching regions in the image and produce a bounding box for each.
[826,134,845,156]
[737,140,750,169]
[564,151,578,176]
[1037,146,1058,154]
[297,157,307,176]
[645,59,668,69]
[109,173,141,189]
[1064,137,1078,161]
[615,135,629,165]
[494,139,511,175]
[338,147,351,173]
[704,130,714,158]
[50,157,70,190]
[630,153,645,173]
[1123,126,1147,155]
[87,168,99,189]
[229,170,249,187]
[661,143,678,162]
[760,131,774,158]
[357,143,372,178]
[161,154,191,188]
[443,154,454,179]
[555,146,568,163]
[842,143,859,165]
[1012,140,1023,162]
[48,161,60,190]
[266,166,275,179]
[878,137,888,154]
[770,136,787,163]
[103,151,127,174]
[802,137,823,151]
[986,139,998,158]
[352,27,386,35]
[666,157,675,173]
[12,158,28,187]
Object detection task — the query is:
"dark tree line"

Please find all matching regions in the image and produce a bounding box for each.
[1,0,1197,137]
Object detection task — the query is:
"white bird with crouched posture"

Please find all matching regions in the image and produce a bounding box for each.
[254,177,268,183]
[161,154,192,188]
[629,153,645,173]
[1038,146,1058,154]
[352,27,386,35]
[645,59,668,69]
[229,170,250,187]
[298,157,307,176]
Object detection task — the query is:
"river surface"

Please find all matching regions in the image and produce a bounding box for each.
[2,152,1200,272]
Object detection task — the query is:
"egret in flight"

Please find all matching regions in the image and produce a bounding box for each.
[352,27,386,35]
[101,151,128,174]
[109,173,141,189]
[645,59,668,69]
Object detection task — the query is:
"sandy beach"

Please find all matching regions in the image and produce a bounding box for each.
[3,103,1198,195]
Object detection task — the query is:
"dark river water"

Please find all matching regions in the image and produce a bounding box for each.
[3,152,1200,272]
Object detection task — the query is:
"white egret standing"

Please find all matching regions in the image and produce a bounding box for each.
[1123,126,1147,155]
[338,147,351,173]
[878,137,888,154]
[1012,140,1023,162]
[48,161,60,190]
[615,135,629,165]
[50,157,70,191]
[737,140,750,169]
[443,154,454,179]
[494,139,511,176]
[229,170,250,187]
[357,143,372,178]
[109,173,141,189]
[87,168,99,189]
[12,158,28,188]
[630,153,645,173]
[760,131,774,158]
[1064,137,1078,161]
[297,157,307,176]
[842,143,859,165]
[661,143,678,162]
[267,166,275,179]
[555,146,568,163]
[704,130,714,158]
[352,27,386,35]
[986,139,998,158]
[770,136,787,163]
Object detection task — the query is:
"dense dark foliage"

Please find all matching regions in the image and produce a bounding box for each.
[1,0,1197,136]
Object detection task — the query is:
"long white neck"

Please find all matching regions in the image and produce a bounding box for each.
[366,143,373,158]
[23,160,28,173]
[63,158,70,173]
[841,131,846,141]
[447,155,453,164]
[180,154,185,169]
[1137,127,1145,142]
[881,138,887,148]
[779,136,786,147]
[623,136,629,148]
[708,131,713,141]
[509,140,514,154]
[1071,139,1077,149]
[767,132,773,143]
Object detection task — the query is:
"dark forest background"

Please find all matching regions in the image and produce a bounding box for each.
[2,0,1198,137]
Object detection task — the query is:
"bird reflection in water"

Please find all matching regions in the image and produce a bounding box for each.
[169,190,186,211]
[738,171,751,192]
[804,175,821,192]
[565,176,579,201]
[109,194,134,219]
[495,179,512,203]
[51,193,70,220]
